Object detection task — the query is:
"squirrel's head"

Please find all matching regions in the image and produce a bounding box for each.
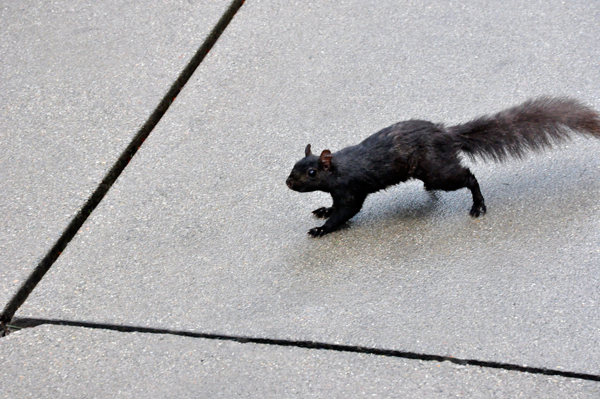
[286,144,333,192]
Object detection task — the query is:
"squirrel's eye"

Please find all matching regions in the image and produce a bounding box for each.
[308,169,317,177]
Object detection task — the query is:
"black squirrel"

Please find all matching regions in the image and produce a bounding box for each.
[286,97,600,237]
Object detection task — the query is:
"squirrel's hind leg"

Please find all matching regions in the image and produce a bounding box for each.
[465,173,486,217]
[420,167,486,217]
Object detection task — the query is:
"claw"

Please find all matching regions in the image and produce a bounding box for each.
[308,226,327,237]
[312,207,333,219]
[469,203,487,218]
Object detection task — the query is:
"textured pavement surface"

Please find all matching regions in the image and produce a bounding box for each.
[0,0,231,308]
[2,0,600,396]
[2,324,599,398]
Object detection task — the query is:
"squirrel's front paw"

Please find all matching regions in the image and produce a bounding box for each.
[308,226,329,237]
[312,207,334,219]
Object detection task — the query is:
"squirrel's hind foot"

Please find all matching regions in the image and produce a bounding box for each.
[469,203,487,217]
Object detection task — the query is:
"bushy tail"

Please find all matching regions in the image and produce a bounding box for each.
[449,97,600,162]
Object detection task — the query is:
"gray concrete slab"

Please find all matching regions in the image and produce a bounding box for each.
[16,0,600,376]
[0,0,232,308]
[1,324,598,398]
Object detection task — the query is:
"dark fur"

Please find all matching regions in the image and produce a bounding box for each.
[286,97,600,237]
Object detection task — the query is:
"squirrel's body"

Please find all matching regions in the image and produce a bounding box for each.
[286,97,600,237]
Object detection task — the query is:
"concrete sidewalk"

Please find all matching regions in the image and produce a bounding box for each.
[0,0,233,312]
[2,0,600,397]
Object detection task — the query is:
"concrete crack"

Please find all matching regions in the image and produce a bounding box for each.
[0,0,245,334]
[9,317,600,383]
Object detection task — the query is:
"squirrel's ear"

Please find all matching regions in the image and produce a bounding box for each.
[305,144,313,157]
[319,150,332,170]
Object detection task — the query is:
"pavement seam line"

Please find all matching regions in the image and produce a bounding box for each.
[0,0,246,335]
[9,318,600,383]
